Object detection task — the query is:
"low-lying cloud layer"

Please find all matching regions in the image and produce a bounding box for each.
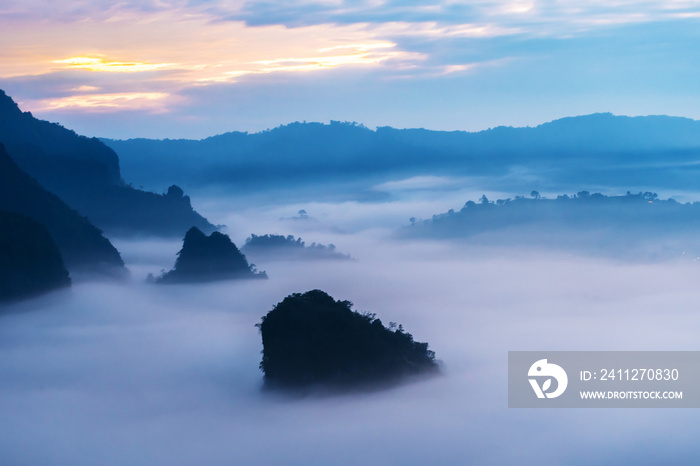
[2,205,700,464]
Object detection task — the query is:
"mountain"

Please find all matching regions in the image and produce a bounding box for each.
[0,210,71,303]
[257,289,438,390]
[0,89,215,237]
[0,142,125,273]
[154,227,266,283]
[103,115,700,197]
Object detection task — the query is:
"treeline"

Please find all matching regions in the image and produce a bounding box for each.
[404,191,700,249]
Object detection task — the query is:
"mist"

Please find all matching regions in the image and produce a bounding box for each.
[2,191,700,465]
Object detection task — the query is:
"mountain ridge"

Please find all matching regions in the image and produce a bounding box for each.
[104,112,700,143]
[0,89,215,237]
[102,113,700,197]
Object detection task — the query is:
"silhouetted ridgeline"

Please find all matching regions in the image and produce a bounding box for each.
[257,290,438,391]
[0,211,71,303]
[0,89,214,236]
[0,142,125,274]
[103,115,700,195]
[402,192,700,256]
[154,227,266,283]
[241,234,352,261]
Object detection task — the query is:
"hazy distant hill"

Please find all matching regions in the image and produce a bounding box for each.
[401,191,700,259]
[0,89,215,237]
[242,234,352,262]
[0,211,71,303]
[103,115,700,196]
[0,142,125,274]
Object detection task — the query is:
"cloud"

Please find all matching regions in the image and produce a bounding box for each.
[0,5,428,112]
[373,176,469,192]
[2,209,700,464]
[31,92,171,112]
[0,0,191,22]
[196,42,425,83]
[225,0,700,34]
[53,57,177,73]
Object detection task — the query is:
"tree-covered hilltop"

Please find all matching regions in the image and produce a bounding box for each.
[0,89,214,237]
[0,211,71,303]
[404,191,700,239]
[257,290,438,390]
[0,142,125,274]
[241,234,352,261]
[154,227,266,283]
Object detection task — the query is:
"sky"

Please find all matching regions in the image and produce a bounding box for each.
[1,0,700,139]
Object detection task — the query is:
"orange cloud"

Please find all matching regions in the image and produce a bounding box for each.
[34,92,170,112]
[54,57,176,73]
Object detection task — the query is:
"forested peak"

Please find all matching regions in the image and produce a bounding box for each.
[257,289,438,391]
[154,227,266,283]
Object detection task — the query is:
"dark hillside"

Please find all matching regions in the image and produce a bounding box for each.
[0,142,124,273]
[0,89,214,236]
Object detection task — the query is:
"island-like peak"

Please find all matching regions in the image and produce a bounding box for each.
[154,227,267,283]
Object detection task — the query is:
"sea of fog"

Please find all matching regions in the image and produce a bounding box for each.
[2,191,700,465]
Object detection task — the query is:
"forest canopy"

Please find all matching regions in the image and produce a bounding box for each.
[257,289,438,390]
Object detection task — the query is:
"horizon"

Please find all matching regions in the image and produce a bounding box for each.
[10,97,700,142]
[6,86,700,141]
